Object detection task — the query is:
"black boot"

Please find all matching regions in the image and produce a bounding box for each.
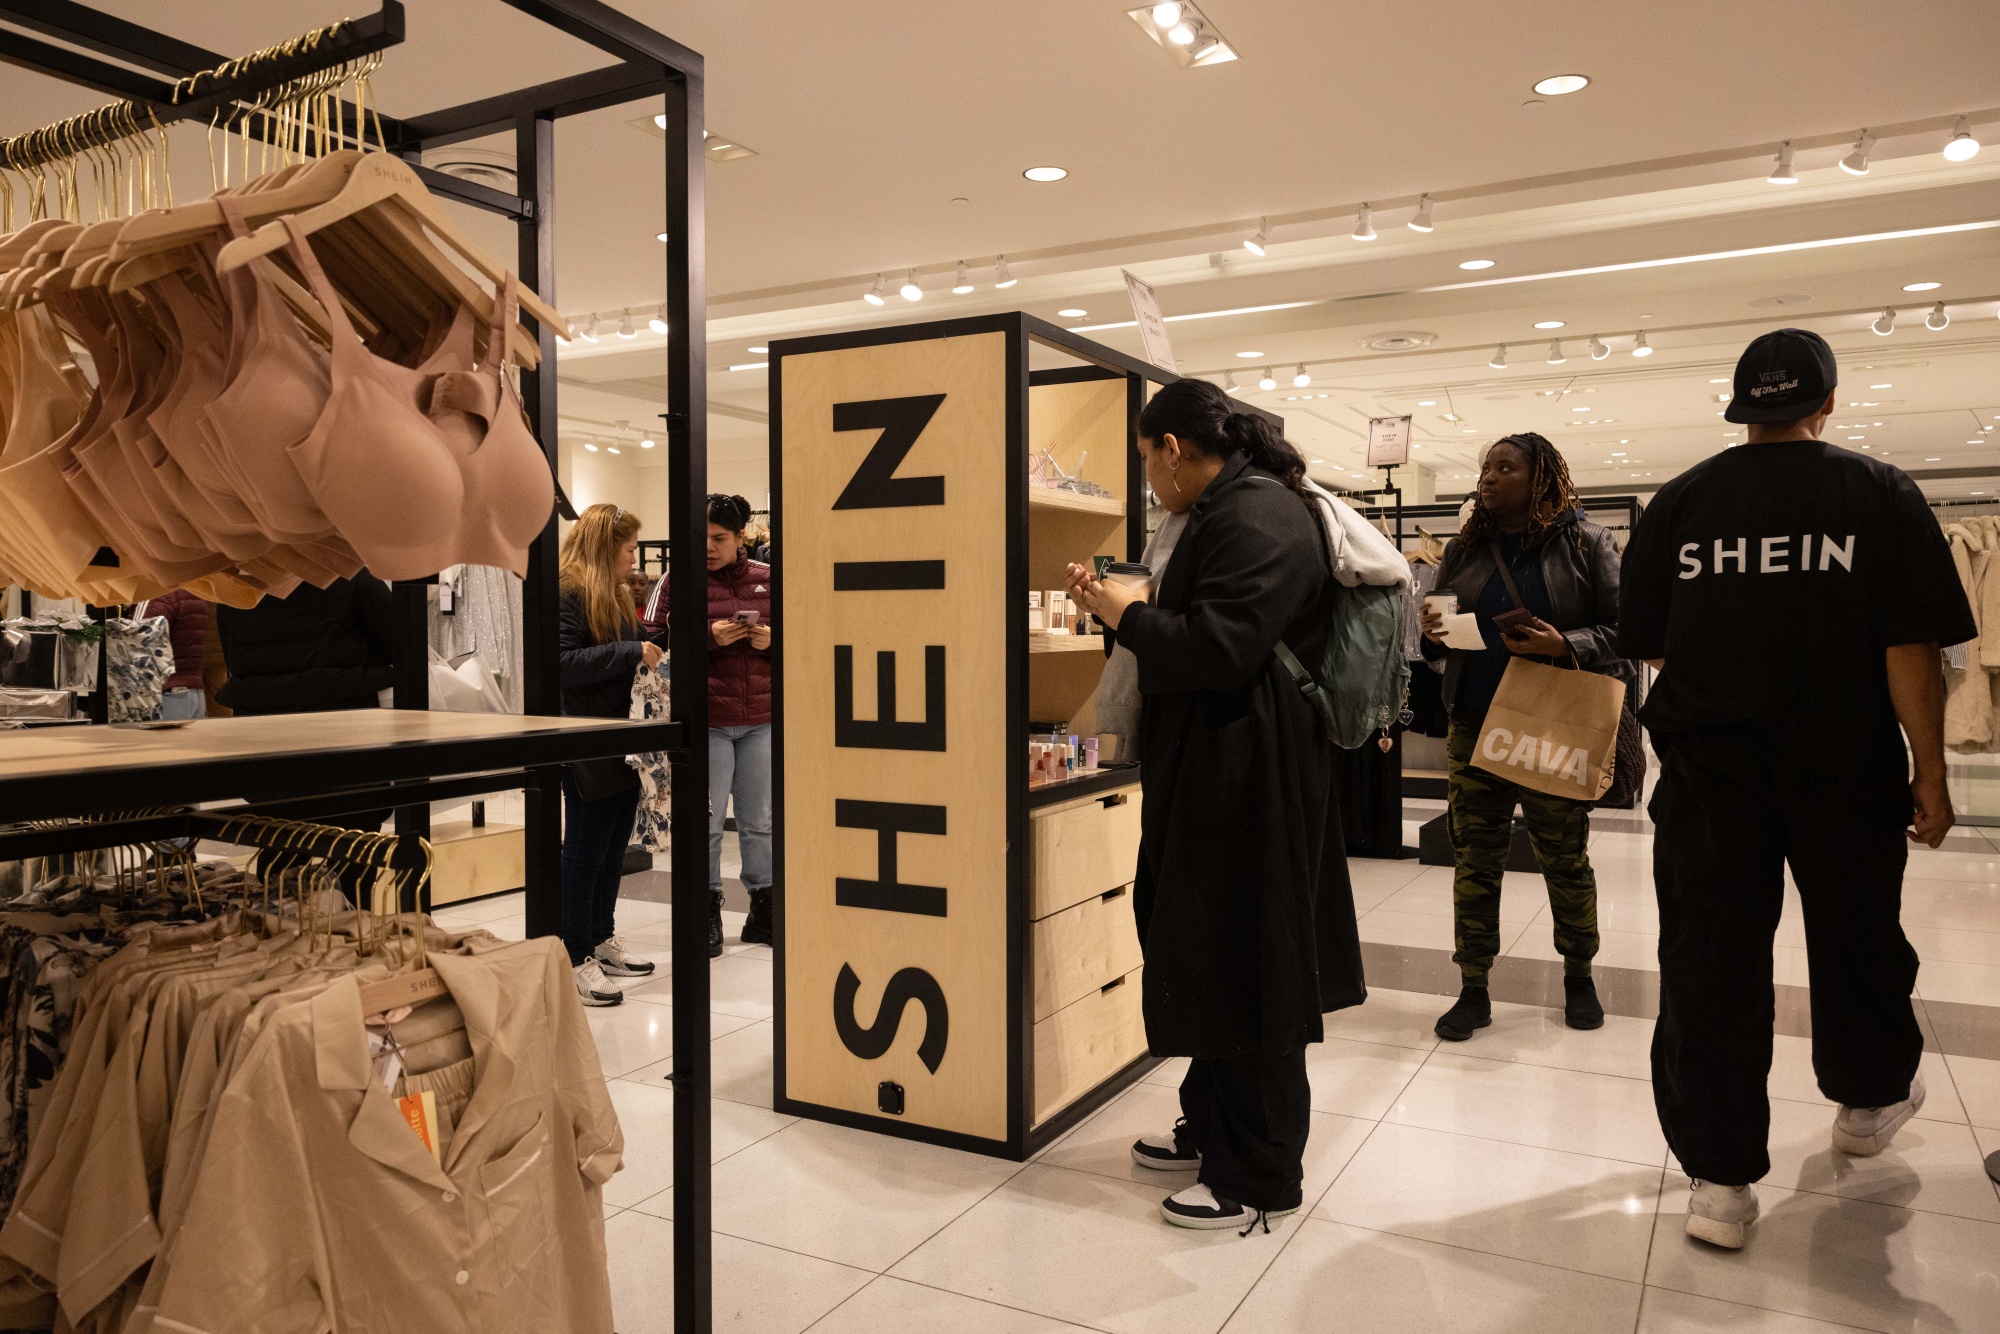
[740,888,774,946]
[1434,985,1492,1041]
[1564,976,1604,1030]
[708,890,724,958]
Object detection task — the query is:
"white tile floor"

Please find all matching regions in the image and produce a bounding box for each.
[426,831,2000,1334]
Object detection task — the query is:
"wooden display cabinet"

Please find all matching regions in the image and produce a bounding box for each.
[769,314,1174,1158]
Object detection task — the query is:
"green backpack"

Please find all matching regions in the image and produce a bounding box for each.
[1275,580,1410,750]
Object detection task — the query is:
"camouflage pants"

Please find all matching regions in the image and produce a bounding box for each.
[1445,718,1600,982]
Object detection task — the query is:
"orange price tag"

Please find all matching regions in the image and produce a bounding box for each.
[398,1089,441,1166]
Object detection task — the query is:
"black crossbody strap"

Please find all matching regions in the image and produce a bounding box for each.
[1488,539,1528,611]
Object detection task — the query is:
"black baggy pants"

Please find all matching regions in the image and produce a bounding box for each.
[1649,723,1922,1186]
[1180,1047,1311,1212]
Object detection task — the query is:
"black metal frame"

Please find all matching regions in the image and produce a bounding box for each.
[0,4,715,1326]
[768,312,1189,1160]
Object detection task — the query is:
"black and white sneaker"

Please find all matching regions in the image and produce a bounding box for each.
[1159,1183,1297,1233]
[1131,1119,1202,1171]
[594,934,657,977]
[573,958,624,1007]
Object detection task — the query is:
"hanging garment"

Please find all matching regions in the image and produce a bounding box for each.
[628,662,672,853]
[1944,521,1994,751]
[104,615,173,723]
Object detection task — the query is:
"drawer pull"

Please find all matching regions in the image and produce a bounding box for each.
[1101,885,1127,902]
[1100,793,1128,808]
[1100,975,1127,995]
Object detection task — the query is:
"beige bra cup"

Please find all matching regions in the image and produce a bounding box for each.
[281,218,469,581]
[423,272,555,576]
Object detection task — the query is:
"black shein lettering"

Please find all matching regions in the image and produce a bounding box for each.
[833,560,946,591]
[833,799,947,916]
[833,964,949,1073]
[832,395,947,510]
[834,645,946,751]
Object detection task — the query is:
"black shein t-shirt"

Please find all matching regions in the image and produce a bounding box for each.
[1620,440,1974,752]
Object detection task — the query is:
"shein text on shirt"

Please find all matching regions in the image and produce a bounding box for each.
[1677,535,1855,580]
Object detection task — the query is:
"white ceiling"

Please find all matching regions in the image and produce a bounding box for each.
[7,0,2000,495]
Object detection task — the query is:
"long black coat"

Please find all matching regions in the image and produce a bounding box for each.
[1114,454,1364,1058]
[215,574,395,715]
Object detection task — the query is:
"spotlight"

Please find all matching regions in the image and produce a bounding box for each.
[1244,217,1269,256]
[1224,373,1243,395]
[1944,116,1982,163]
[616,309,637,339]
[994,256,1017,288]
[648,310,668,334]
[578,314,601,343]
[584,442,598,452]
[1167,20,1196,43]
[1489,344,1509,369]
[1258,367,1277,391]
[1631,332,1653,357]
[1872,308,1896,335]
[1767,140,1798,185]
[1840,130,1875,176]
[1351,204,1376,242]
[1408,194,1435,233]
[863,275,887,306]
[900,270,923,302]
[952,261,974,295]
[1588,335,1609,360]
[607,446,621,455]
[1293,364,1311,388]
[640,438,656,448]
[1926,302,1950,331]
[1150,2,1181,26]
[1547,339,1566,365]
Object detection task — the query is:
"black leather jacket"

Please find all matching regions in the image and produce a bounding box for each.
[1419,515,1632,713]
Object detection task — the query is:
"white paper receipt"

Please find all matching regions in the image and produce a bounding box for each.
[1440,612,1486,650]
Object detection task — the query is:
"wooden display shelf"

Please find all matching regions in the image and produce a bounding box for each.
[1028,487,1124,517]
[1028,633,1108,653]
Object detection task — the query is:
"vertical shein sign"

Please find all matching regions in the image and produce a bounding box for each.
[780,333,1009,1140]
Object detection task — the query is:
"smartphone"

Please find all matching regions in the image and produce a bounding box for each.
[1492,607,1535,636]
[732,610,760,626]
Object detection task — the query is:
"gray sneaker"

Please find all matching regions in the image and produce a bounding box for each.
[1832,1075,1926,1157]
[573,957,624,1007]
[1685,1180,1758,1249]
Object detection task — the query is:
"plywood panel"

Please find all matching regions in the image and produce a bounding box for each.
[427,821,525,907]
[780,331,1011,1142]
[1031,885,1142,1022]
[1032,965,1147,1126]
[1030,379,1127,505]
[1028,649,1107,736]
[1028,785,1141,919]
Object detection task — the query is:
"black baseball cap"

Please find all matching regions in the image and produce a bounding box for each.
[1724,328,1838,424]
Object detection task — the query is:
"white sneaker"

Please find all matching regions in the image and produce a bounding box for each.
[1131,1120,1201,1171]
[574,958,624,1007]
[594,934,657,977]
[1159,1182,1297,1232]
[1832,1075,1926,1156]
[1685,1180,1758,1249]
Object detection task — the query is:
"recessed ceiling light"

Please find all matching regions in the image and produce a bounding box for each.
[1903,281,1941,292]
[1023,166,1068,182]
[748,346,768,354]
[1459,259,1495,270]
[1533,320,1566,330]
[1417,399,1437,406]
[1532,74,1590,96]
[1570,405,1590,412]
[1870,382,1891,388]
[1709,378,1730,384]
[1929,457,1944,461]
[1236,350,1264,358]
[1969,439,1985,445]
[1056,308,1088,318]
[1610,451,1627,457]
[1461,427,1478,433]
[1847,435,1865,440]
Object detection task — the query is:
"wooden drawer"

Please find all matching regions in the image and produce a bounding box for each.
[1031,885,1142,1022]
[1028,786,1141,920]
[427,821,525,907]
[1032,966,1146,1126]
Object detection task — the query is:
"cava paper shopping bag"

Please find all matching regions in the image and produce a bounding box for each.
[1472,658,1627,801]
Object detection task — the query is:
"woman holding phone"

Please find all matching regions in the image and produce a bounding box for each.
[1419,433,1625,1041]
[646,494,774,955]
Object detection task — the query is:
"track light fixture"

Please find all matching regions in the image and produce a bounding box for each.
[1840,130,1875,176]
[1926,301,1950,331]
[1547,339,1566,365]
[578,313,600,343]
[900,270,923,302]
[1872,307,1896,336]
[1768,140,1798,185]
[1489,344,1509,370]
[1224,373,1242,395]
[952,261,974,295]
[648,309,668,334]
[1258,367,1277,391]
[1945,116,1982,162]
[1293,364,1311,388]
[1587,335,1610,361]
[583,442,598,452]
[863,275,887,306]
[1244,217,1269,256]
[994,256,1017,289]
[1408,194,1435,233]
[1631,331,1653,357]
[616,309,637,339]
[1351,204,1376,242]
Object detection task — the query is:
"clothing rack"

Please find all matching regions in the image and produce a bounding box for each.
[0,4,717,1328]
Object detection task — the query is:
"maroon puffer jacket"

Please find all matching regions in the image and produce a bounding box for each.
[142,589,212,691]
[644,556,772,727]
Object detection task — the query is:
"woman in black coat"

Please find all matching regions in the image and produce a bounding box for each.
[1068,379,1358,1233]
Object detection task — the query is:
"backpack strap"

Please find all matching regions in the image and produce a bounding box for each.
[1273,640,1336,744]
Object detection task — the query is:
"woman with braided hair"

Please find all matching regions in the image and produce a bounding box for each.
[1419,432,1628,1040]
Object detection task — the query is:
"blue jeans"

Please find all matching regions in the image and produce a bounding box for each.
[160,688,206,720]
[561,770,640,966]
[709,723,772,895]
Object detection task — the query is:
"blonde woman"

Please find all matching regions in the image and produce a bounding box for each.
[559,504,667,1005]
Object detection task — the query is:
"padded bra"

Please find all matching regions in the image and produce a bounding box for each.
[282,217,554,580]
